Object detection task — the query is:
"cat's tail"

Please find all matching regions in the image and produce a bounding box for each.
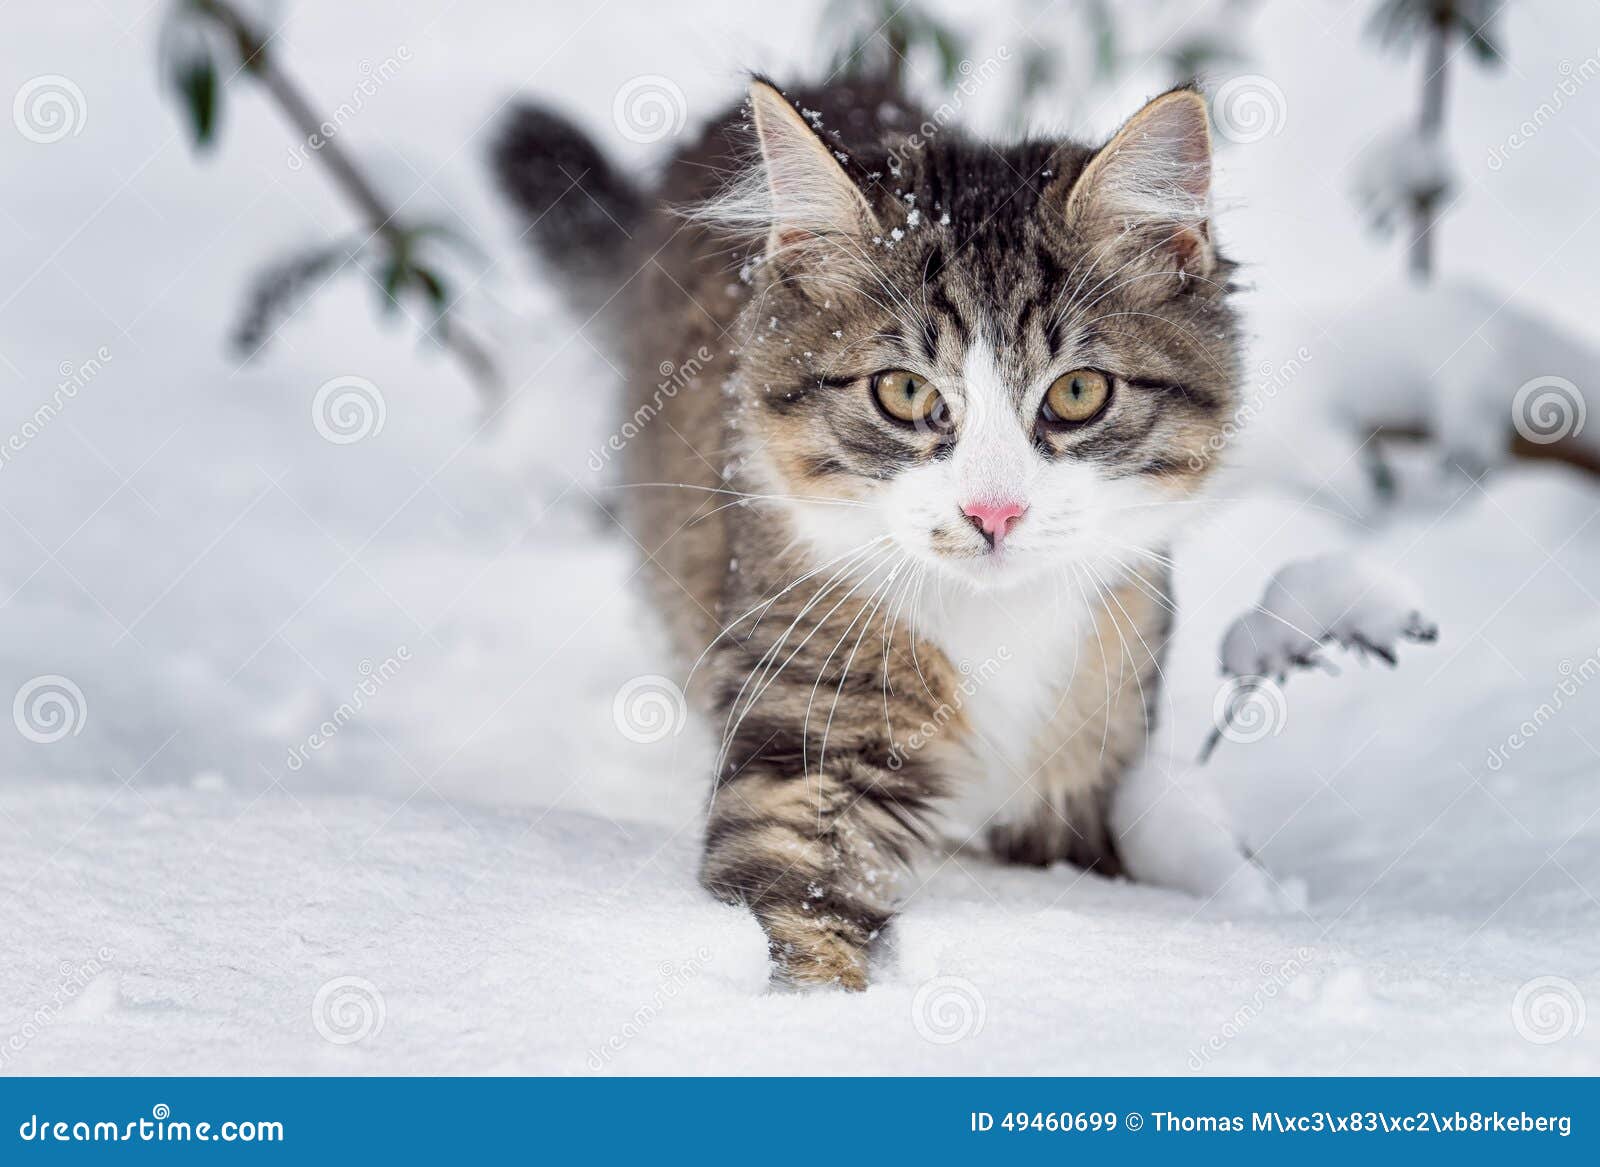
[490,103,645,318]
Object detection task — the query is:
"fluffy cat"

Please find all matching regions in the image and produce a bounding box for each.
[493,75,1241,989]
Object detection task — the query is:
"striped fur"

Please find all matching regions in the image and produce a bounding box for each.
[495,79,1241,989]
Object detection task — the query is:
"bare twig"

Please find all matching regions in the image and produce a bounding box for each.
[1408,6,1450,283]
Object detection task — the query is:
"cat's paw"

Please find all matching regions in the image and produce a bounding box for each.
[769,963,868,993]
[763,908,872,991]
[1111,758,1304,915]
[1207,853,1307,916]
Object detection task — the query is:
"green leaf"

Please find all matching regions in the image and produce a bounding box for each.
[176,54,219,148]
[1165,34,1245,82]
[1364,0,1502,69]
[930,25,966,87]
[1462,24,1504,65]
[1084,0,1118,81]
[408,264,450,314]
[1019,45,1054,103]
[378,258,405,315]
[1364,0,1410,49]
[406,264,453,350]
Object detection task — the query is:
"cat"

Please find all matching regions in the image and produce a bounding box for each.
[493,74,1241,990]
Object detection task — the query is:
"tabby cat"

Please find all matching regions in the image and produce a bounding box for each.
[494,75,1241,989]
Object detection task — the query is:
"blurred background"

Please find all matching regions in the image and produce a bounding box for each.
[1,0,1597,1073]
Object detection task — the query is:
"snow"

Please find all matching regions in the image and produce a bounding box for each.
[7,466,1598,1074]
[1234,280,1600,494]
[3,1,1600,1075]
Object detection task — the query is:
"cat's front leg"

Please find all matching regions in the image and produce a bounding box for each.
[700,742,934,991]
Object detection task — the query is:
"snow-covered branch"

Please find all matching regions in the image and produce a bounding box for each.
[1201,554,1439,761]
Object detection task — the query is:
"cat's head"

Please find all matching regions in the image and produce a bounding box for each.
[723,80,1240,593]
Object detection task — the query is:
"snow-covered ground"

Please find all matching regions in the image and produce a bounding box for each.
[2,1,1598,1074]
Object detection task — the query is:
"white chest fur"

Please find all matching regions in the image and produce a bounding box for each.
[917,575,1095,842]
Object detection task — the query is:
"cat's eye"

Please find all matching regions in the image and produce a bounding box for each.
[872,370,948,429]
[1041,368,1111,425]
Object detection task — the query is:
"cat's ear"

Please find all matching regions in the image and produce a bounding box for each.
[748,79,881,263]
[1051,88,1214,277]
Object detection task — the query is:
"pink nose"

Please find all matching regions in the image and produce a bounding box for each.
[961,499,1028,547]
